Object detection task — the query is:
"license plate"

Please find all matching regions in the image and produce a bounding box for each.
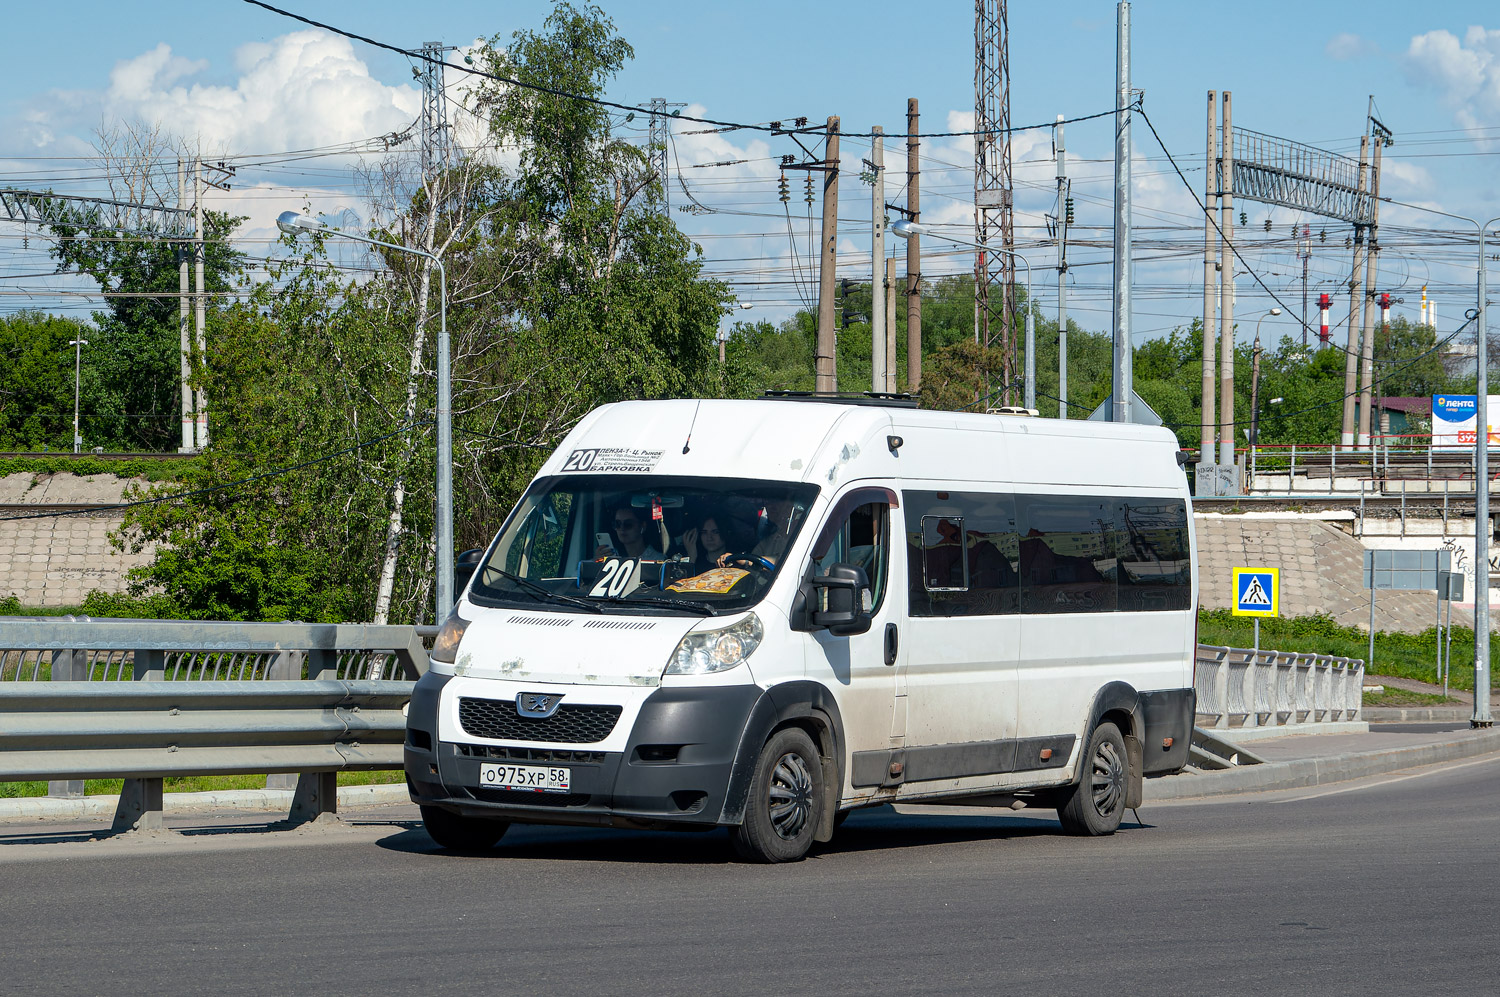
[478,762,570,793]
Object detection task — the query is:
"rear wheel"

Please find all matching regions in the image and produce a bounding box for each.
[420,805,510,852]
[731,728,823,863]
[1056,721,1128,836]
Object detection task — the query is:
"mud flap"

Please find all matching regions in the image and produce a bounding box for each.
[1123,733,1144,810]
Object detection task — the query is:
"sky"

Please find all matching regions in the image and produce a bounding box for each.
[3,0,1500,349]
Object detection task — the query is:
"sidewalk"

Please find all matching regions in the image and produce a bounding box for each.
[1144,721,1500,801]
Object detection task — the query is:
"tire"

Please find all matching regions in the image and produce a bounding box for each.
[420,805,510,852]
[1056,721,1128,836]
[731,727,824,863]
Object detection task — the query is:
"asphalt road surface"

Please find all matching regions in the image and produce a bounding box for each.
[3,756,1499,996]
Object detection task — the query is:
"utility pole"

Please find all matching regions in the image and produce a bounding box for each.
[906,98,922,393]
[1111,1,1133,423]
[1357,115,1389,448]
[193,158,208,450]
[1340,135,1370,449]
[178,158,193,453]
[1201,91,1218,462]
[871,127,886,393]
[886,257,899,393]
[1056,114,1070,419]
[815,116,840,392]
[1249,334,1263,451]
[1218,91,1235,466]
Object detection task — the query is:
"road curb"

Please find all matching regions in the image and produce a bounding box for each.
[1364,707,1476,723]
[0,782,410,821]
[1144,728,1500,801]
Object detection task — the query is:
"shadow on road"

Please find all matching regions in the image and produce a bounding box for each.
[376,806,1155,864]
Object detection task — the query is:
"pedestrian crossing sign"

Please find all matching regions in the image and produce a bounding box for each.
[1232,567,1279,617]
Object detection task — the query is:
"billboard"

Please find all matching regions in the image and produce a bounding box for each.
[1432,394,1500,450]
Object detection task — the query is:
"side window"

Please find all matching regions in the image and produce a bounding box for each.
[1017,495,1117,614]
[904,491,1019,617]
[1117,499,1192,611]
[816,502,889,611]
[503,492,574,580]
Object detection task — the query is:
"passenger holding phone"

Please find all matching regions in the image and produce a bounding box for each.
[595,506,662,561]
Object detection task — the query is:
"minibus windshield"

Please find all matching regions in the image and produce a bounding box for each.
[469,475,820,615]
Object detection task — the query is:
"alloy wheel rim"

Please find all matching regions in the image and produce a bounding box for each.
[768,751,814,839]
[1091,739,1125,816]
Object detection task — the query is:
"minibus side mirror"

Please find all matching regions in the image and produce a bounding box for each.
[810,563,873,636]
[455,547,485,594]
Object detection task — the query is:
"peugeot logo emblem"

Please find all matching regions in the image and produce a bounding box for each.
[517,692,563,719]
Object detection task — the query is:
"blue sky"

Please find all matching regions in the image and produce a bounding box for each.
[3,1,1498,342]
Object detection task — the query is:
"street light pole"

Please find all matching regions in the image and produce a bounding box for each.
[69,336,88,453]
[277,210,455,623]
[1377,198,1499,728]
[891,220,1034,409]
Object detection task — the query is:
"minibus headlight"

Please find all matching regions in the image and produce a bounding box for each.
[666,613,764,675]
[430,613,470,664]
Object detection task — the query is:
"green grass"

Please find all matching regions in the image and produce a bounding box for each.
[1363,688,1460,708]
[1198,608,1485,692]
[0,770,404,799]
[0,455,196,482]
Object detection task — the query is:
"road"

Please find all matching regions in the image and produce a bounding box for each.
[2,756,1499,996]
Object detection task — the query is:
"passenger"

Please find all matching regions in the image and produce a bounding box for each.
[681,513,731,573]
[596,506,663,561]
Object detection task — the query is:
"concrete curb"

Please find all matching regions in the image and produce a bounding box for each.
[1364,707,1477,723]
[1144,728,1500,801]
[0,782,410,821]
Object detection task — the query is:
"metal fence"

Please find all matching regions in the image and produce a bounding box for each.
[1195,643,1363,731]
[0,617,428,831]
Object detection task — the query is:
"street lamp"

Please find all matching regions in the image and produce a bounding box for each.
[890,219,1036,409]
[1374,198,1500,729]
[68,336,88,454]
[276,210,456,623]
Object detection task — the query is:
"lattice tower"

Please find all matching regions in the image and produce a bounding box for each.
[418,42,457,181]
[975,0,1017,401]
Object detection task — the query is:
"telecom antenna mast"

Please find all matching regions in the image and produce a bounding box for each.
[418,42,458,180]
[648,98,686,216]
[975,0,1017,403]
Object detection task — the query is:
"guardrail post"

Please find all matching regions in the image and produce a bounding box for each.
[266,650,306,792]
[288,772,338,825]
[46,649,87,799]
[1215,650,1230,729]
[112,647,168,832]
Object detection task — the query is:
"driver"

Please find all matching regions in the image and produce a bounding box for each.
[717,497,795,571]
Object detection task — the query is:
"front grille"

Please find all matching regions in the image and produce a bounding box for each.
[457,744,607,764]
[459,697,622,744]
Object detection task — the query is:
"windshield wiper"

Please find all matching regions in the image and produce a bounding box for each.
[612,595,716,616]
[491,568,604,613]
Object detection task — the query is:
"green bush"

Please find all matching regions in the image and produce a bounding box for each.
[0,456,196,483]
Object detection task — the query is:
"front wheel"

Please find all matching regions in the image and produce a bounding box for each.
[731,728,824,863]
[1056,721,1128,836]
[420,805,510,852]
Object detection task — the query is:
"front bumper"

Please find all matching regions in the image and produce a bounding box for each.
[404,671,762,829]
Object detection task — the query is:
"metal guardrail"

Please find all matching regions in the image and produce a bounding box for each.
[1195,643,1363,731]
[0,617,428,831]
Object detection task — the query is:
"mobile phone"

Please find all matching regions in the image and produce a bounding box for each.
[595,532,613,549]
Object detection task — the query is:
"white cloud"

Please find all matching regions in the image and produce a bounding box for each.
[1326,33,1378,62]
[1405,26,1500,133]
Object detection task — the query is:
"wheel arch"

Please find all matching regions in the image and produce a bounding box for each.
[719,680,845,842]
[1081,680,1145,811]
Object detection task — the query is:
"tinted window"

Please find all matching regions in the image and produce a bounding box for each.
[1117,499,1192,611]
[815,502,890,612]
[904,491,1019,617]
[1017,496,1117,614]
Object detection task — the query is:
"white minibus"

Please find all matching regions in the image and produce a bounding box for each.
[405,395,1196,862]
